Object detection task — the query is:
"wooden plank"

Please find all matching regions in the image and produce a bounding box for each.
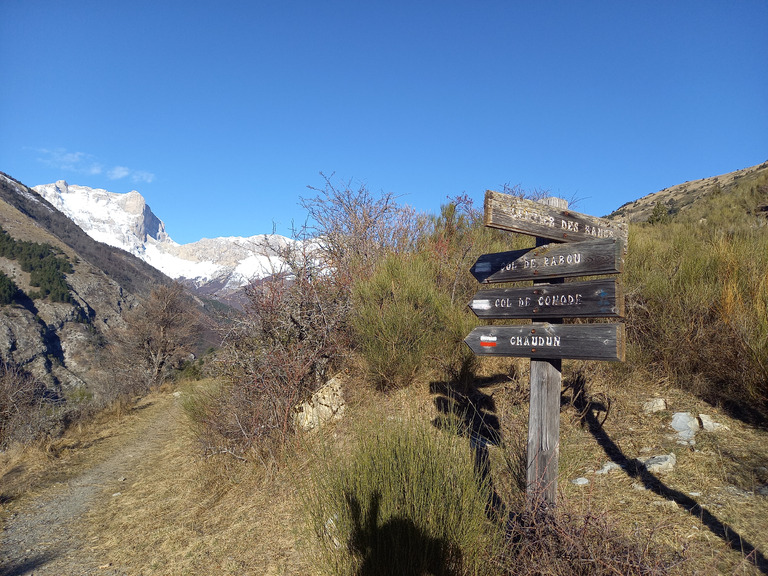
[468,278,624,319]
[527,200,565,507]
[527,358,561,506]
[484,190,629,246]
[464,323,626,362]
[470,238,624,283]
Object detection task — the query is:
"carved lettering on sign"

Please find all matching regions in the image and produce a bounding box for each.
[469,279,623,319]
[484,191,628,245]
[470,239,624,284]
[510,335,562,348]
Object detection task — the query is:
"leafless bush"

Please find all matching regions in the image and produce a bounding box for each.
[103,282,201,404]
[203,237,349,461]
[195,176,421,460]
[0,361,49,447]
[499,502,673,576]
[301,172,419,288]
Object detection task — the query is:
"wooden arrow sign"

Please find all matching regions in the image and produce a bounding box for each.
[470,238,624,283]
[484,190,628,246]
[468,278,624,319]
[464,323,625,362]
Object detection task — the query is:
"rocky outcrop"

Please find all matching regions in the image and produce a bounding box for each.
[118,189,169,243]
[293,374,346,432]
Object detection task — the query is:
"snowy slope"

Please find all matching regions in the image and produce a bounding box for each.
[33,181,289,294]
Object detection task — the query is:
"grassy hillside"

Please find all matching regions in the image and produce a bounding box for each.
[3,170,768,574]
[610,161,768,223]
[623,164,768,422]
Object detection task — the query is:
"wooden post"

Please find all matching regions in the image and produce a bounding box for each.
[465,190,626,508]
[526,197,567,507]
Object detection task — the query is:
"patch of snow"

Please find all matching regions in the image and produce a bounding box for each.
[143,242,222,281]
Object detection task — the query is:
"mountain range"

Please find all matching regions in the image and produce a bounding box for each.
[33,180,292,298]
[0,172,169,391]
[2,162,765,398]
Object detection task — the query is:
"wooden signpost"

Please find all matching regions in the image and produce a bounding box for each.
[465,191,627,507]
[468,278,624,320]
[484,191,628,245]
[470,238,624,284]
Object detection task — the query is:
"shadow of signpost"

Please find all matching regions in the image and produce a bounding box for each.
[568,372,768,574]
[431,372,768,573]
[430,379,506,518]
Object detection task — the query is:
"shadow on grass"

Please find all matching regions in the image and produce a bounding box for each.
[569,371,768,574]
[430,378,506,518]
[0,551,58,576]
[345,491,462,576]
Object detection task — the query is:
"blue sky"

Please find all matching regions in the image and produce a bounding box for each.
[2,1,766,244]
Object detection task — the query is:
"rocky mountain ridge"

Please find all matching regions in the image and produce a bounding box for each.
[609,160,768,222]
[33,181,290,297]
[0,172,159,392]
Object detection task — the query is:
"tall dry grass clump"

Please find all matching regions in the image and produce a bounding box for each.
[304,416,499,576]
[625,171,768,420]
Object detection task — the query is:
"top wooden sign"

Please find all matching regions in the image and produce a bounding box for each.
[484,190,629,246]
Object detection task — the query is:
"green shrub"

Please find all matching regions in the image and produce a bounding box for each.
[0,272,19,305]
[352,253,467,390]
[305,417,498,576]
[646,201,671,225]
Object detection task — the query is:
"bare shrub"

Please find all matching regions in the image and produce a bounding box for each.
[0,361,49,447]
[301,172,418,288]
[498,503,673,576]
[203,238,348,461]
[196,176,421,460]
[104,282,201,403]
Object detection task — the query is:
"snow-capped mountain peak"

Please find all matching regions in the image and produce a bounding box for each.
[33,181,288,296]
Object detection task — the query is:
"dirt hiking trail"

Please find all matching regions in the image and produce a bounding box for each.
[1,394,180,576]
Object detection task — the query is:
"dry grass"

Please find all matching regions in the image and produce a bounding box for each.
[0,397,139,507]
[80,382,315,575]
[2,368,768,575]
[551,364,768,575]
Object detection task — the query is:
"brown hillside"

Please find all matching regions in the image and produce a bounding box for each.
[609,161,768,222]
